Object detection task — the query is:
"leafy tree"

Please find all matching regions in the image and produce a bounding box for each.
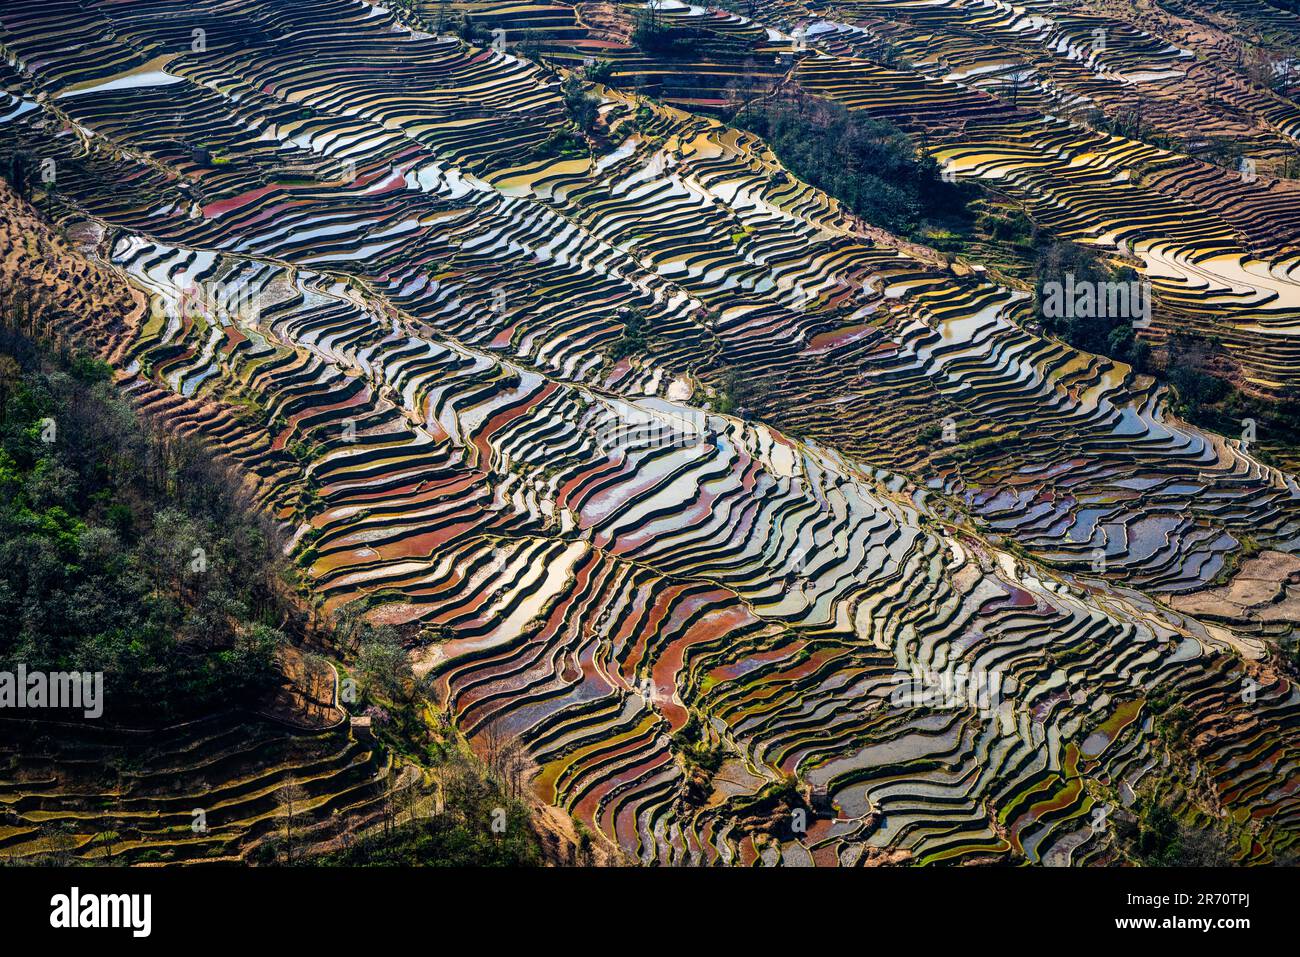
[562,76,600,133]
[1033,238,1150,373]
[357,626,413,699]
[731,98,976,241]
[0,326,286,722]
[316,747,542,866]
[609,308,648,360]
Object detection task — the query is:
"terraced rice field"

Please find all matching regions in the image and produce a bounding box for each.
[792,2,1300,397]
[1,0,1299,866]
[0,712,394,864]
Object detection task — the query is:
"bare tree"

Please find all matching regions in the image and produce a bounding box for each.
[276,777,309,865]
[499,738,537,802]
[96,817,120,863]
[481,720,506,783]
[41,822,77,866]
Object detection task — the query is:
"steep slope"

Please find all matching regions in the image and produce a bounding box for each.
[0,0,1298,865]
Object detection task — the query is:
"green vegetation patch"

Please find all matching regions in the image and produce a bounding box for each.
[731,98,977,244]
[0,327,287,723]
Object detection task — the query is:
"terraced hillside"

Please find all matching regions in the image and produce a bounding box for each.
[1,0,1299,866]
[0,710,399,865]
[0,181,405,865]
[423,0,1300,401]
[791,5,1300,400]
